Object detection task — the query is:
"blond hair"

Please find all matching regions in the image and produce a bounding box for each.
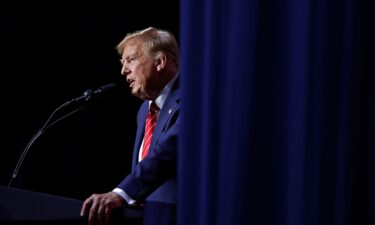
[116,27,179,69]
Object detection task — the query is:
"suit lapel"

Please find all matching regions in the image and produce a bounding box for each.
[151,79,180,152]
[132,102,148,169]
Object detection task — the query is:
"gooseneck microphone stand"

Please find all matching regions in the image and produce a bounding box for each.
[7,89,97,187]
[8,83,117,187]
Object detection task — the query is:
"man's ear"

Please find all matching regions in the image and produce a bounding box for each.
[155,53,167,71]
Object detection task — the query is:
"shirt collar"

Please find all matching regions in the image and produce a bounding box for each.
[149,75,178,110]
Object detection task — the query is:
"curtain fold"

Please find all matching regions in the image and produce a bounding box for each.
[179,0,374,224]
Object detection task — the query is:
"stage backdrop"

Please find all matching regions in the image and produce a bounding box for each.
[179,0,374,225]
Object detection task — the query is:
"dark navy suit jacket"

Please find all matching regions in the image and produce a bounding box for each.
[117,79,179,225]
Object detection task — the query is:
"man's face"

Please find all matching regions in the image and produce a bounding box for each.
[120,39,158,100]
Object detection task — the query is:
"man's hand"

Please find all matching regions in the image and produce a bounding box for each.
[80,192,126,225]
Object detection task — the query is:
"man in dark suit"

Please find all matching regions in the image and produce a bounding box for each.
[81,27,180,225]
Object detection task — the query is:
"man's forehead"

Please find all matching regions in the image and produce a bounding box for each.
[122,42,142,56]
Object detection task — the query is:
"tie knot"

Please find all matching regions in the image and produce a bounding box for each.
[150,101,159,113]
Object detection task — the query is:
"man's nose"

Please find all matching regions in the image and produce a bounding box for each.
[121,64,130,76]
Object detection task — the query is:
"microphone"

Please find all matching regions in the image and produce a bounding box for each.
[66,83,118,105]
[7,82,119,187]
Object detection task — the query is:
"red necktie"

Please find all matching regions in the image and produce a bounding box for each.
[141,102,159,160]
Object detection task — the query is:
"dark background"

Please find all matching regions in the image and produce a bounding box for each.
[0,1,179,200]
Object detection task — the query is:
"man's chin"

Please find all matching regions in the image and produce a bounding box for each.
[130,88,139,96]
[131,90,145,100]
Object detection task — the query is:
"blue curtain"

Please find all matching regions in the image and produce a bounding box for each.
[179,0,374,224]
